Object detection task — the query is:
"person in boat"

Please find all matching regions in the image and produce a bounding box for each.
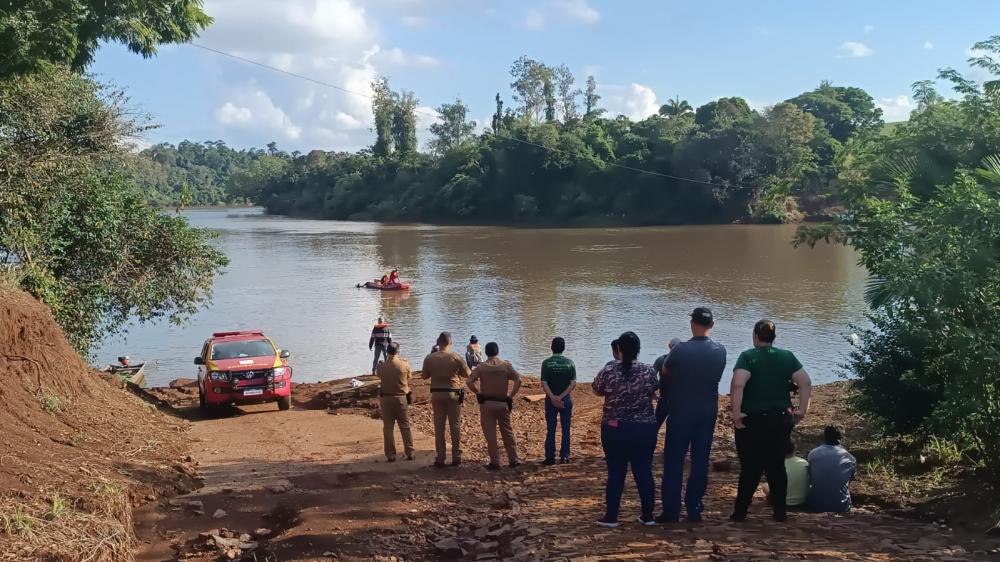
[369,317,392,375]
[465,336,483,368]
[388,269,400,285]
[380,273,389,285]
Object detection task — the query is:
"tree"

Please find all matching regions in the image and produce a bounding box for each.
[553,64,578,121]
[694,97,754,129]
[584,75,603,118]
[371,77,394,157]
[429,98,477,154]
[659,96,693,117]
[491,93,504,134]
[0,67,227,352]
[391,90,419,157]
[0,0,213,77]
[510,56,552,122]
[787,82,883,141]
[543,73,557,123]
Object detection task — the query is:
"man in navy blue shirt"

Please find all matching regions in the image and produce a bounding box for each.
[656,307,727,523]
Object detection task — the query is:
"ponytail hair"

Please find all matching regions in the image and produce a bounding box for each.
[618,331,640,377]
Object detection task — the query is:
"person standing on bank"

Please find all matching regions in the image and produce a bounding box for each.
[592,331,659,528]
[540,337,577,465]
[729,319,812,522]
[369,317,392,375]
[421,332,471,467]
[657,308,727,523]
[376,342,414,462]
[467,342,523,470]
[653,337,683,429]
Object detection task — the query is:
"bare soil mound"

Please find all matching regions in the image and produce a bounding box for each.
[0,289,196,561]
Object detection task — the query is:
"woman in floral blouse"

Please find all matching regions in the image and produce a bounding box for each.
[592,331,659,528]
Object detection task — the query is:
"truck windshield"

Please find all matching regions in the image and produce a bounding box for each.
[211,339,274,360]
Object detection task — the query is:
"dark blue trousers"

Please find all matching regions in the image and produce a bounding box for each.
[544,396,573,461]
[660,412,717,520]
[601,421,657,521]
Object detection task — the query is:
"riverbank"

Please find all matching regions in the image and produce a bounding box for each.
[0,290,200,561]
[139,376,999,561]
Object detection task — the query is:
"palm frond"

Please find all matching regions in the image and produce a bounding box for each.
[864,276,897,310]
[975,153,1000,185]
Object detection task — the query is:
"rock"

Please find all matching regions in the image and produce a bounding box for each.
[434,538,464,558]
[212,509,228,519]
[239,533,251,543]
[269,482,293,494]
[253,528,272,538]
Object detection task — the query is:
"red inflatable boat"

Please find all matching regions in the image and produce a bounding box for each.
[361,281,411,291]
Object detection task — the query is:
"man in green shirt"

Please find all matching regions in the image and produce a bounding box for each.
[540,337,577,465]
[729,319,812,522]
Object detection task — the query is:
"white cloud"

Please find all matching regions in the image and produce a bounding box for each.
[863,24,875,33]
[554,0,600,25]
[215,90,302,140]
[522,8,545,30]
[401,15,433,27]
[215,102,253,125]
[877,95,916,122]
[372,46,441,68]
[601,83,659,120]
[838,41,873,58]
[195,0,456,151]
[924,41,934,50]
[203,0,375,52]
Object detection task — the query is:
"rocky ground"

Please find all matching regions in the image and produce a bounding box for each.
[136,375,1000,561]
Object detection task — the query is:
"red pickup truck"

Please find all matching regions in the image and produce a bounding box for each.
[195,331,292,412]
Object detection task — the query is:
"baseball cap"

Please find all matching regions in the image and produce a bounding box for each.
[691,307,714,326]
[470,335,478,343]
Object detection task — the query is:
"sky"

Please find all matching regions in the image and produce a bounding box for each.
[89,0,1000,153]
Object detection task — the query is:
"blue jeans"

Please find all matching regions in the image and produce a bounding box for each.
[372,344,387,373]
[544,396,573,461]
[661,412,717,520]
[601,421,657,521]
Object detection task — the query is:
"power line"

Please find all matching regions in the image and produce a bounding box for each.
[189,42,759,191]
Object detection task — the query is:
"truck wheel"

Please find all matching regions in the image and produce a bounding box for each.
[277,395,291,411]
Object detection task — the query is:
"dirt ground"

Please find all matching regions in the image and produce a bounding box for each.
[136,375,1000,561]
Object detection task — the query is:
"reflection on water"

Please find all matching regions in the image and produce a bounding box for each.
[96,208,867,388]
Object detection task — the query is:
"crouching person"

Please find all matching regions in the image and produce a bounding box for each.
[808,426,857,513]
[377,342,414,462]
[467,342,523,470]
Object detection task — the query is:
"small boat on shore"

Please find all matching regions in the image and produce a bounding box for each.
[104,362,147,388]
[360,281,411,291]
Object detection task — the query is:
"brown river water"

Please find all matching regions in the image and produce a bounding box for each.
[96,208,868,388]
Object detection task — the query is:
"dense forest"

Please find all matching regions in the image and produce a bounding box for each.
[140,58,889,224]
[129,140,292,207]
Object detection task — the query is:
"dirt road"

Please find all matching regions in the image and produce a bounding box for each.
[135,379,995,561]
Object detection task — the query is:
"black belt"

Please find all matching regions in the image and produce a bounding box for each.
[477,394,513,411]
[746,409,791,417]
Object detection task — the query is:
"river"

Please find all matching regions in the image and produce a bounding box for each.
[96,208,868,388]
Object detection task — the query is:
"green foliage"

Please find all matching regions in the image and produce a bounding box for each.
[249,58,898,225]
[787,81,883,143]
[0,67,228,353]
[0,0,212,77]
[429,99,477,154]
[795,40,1000,480]
[129,140,289,207]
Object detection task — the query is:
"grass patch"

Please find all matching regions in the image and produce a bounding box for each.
[0,480,136,561]
[37,391,62,415]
